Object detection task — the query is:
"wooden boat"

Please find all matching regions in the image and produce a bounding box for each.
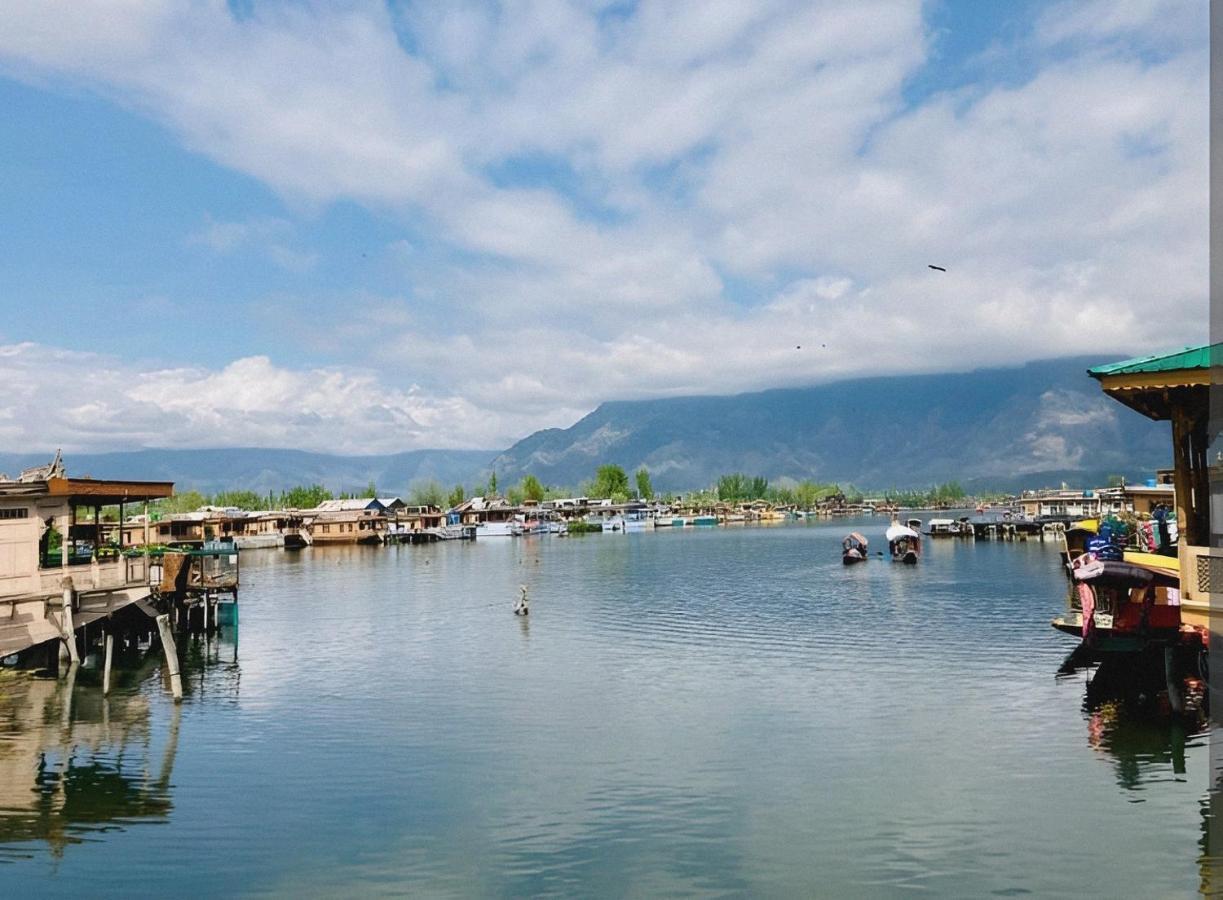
[886,523,921,564]
[1051,555,1190,655]
[924,518,959,537]
[842,532,869,564]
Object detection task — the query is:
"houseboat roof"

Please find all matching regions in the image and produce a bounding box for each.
[1088,343,1217,420]
[0,475,174,505]
[312,498,385,513]
[1088,344,1216,378]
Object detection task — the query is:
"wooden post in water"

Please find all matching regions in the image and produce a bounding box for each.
[60,578,80,665]
[155,613,183,703]
[1165,646,1183,714]
[102,631,114,696]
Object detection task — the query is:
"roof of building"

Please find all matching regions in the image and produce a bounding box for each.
[1088,343,1218,378]
[312,498,385,513]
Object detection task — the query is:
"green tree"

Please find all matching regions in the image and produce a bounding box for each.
[506,485,525,505]
[212,489,265,510]
[159,490,208,514]
[635,467,654,500]
[280,484,333,509]
[447,484,466,508]
[521,474,546,503]
[717,473,748,502]
[362,480,378,499]
[409,480,446,508]
[591,464,630,499]
[748,475,769,500]
[489,469,498,495]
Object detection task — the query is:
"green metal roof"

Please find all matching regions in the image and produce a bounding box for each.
[1088,343,1219,379]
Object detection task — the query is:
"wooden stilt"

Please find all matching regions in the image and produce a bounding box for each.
[60,579,80,665]
[103,631,114,696]
[155,613,183,703]
[1165,646,1183,714]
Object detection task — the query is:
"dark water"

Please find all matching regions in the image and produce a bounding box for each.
[2,520,1220,896]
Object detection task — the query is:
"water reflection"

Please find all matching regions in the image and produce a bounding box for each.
[0,627,237,861]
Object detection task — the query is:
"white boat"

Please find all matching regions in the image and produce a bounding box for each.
[924,518,959,537]
[623,510,651,532]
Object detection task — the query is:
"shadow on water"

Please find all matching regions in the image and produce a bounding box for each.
[0,626,238,862]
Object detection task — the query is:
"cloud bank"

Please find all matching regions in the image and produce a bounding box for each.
[0,0,1207,452]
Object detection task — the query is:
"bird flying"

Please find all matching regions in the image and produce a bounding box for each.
[928,264,946,272]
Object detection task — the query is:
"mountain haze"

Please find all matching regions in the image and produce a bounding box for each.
[490,357,1170,492]
[0,448,495,498]
[2,358,1169,496]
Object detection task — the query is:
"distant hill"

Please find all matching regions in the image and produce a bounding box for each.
[489,357,1170,492]
[1,357,1170,497]
[0,448,495,497]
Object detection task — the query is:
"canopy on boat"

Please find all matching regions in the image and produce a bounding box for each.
[886,524,920,541]
[843,532,868,549]
[927,518,955,527]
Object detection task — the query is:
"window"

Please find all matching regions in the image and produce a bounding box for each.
[0,507,29,520]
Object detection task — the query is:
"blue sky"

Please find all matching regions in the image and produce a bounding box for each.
[0,0,1207,453]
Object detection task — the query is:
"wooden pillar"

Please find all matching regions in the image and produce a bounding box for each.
[60,578,80,665]
[1172,407,1195,545]
[143,501,150,549]
[155,613,183,703]
[102,631,114,696]
[1166,646,1183,714]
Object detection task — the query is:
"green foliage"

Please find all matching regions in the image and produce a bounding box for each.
[506,485,525,505]
[447,484,466,508]
[566,520,602,534]
[212,489,266,510]
[715,473,769,502]
[362,480,378,499]
[591,464,630,499]
[158,490,208,514]
[279,484,333,509]
[520,474,546,503]
[408,480,446,508]
[489,470,498,494]
[635,467,653,500]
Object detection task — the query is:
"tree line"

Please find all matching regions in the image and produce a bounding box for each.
[152,467,971,516]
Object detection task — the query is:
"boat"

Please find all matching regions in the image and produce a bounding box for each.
[1051,555,1185,655]
[623,510,651,532]
[886,523,921,564]
[692,515,718,527]
[924,518,959,537]
[905,518,923,532]
[842,532,869,564]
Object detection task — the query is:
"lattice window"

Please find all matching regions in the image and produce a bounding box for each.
[0,507,28,520]
[1196,555,1223,594]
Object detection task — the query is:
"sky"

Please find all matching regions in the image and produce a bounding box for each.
[0,0,1208,455]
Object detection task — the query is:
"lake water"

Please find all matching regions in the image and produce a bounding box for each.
[2,519,1220,896]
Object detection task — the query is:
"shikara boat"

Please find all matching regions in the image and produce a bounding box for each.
[842,532,869,564]
[886,523,921,564]
[1051,555,1186,654]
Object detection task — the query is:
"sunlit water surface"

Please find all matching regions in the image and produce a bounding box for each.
[2,519,1221,897]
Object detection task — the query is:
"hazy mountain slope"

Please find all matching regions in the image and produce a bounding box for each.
[490,357,1169,491]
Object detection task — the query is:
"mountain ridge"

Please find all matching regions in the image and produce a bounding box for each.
[1,356,1168,496]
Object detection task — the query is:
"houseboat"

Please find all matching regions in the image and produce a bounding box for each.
[305,499,388,545]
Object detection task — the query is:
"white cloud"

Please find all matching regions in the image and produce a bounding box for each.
[0,1,1208,450]
[0,343,555,453]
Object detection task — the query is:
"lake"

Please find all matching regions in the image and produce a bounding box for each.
[2,518,1219,897]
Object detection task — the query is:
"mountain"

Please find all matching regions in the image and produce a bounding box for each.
[1,357,1170,497]
[0,448,495,497]
[490,357,1171,492]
